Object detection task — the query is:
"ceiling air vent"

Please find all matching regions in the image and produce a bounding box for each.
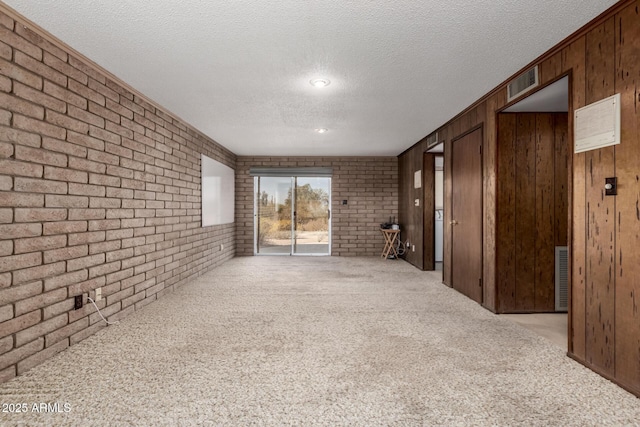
[507,66,539,102]
[426,131,439,149]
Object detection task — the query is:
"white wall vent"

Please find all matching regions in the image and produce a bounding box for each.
[426,131,439,148]
[555,246,568,312]
[507,66,539,102]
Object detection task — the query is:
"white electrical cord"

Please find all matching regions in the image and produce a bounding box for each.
[87,297,119,325]
[398,242,406,256]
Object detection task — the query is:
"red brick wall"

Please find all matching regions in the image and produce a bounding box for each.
[236,157,398,256]
[0,9,235,382]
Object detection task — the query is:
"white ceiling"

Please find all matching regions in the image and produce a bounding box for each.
[5,1,617,156]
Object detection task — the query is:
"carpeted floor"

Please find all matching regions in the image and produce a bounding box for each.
[0,257,638,426]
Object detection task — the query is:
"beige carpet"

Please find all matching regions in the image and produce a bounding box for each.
[501,313,568,349]
[0,257,638,426]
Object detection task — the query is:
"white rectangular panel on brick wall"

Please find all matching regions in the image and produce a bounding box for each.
[201,154,234,226]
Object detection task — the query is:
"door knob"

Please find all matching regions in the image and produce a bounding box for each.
[449,220,458,225]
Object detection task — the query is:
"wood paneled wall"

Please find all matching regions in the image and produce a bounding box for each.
[496,113,568,313]
[398,148,424,268]
[398,0,640,396]
[612,3,640,397]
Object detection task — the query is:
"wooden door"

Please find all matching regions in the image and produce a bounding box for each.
[451,128,483,303]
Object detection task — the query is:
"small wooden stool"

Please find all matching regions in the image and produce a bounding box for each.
[380,228,400,259]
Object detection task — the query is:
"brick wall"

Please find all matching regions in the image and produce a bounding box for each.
[236,157,398,256]
[0,10,236,382]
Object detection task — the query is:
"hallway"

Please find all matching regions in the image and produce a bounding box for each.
[0,257,638,426]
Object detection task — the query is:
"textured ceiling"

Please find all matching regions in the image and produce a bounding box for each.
[4,1,618,156]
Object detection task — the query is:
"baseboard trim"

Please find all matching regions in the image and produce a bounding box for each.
[567,352,640,399]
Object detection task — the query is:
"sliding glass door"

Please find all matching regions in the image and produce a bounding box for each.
[256,177,292,254]
[293,177,330,254]
[255,176,331,255]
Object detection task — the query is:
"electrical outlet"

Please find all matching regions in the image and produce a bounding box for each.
[74,295,83,310]
[95,287,102,302]
[605,177,617,196]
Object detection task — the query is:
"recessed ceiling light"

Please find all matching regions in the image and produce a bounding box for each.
[315,128,328,134]
[310,78,330,88]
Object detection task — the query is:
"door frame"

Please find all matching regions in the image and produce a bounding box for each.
[422,152,443,271]
[493,73,572,321]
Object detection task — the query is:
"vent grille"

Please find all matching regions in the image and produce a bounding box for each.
[426,131,439,148]
[555,246,568,312]
[507,66,539,102]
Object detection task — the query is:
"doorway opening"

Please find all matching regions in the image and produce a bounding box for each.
[254,176,331,255]
[497,75,570,347]
[434,156,444,272]
[423,148,444,275]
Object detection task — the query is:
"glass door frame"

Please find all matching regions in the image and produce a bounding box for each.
[253,176,332,256]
